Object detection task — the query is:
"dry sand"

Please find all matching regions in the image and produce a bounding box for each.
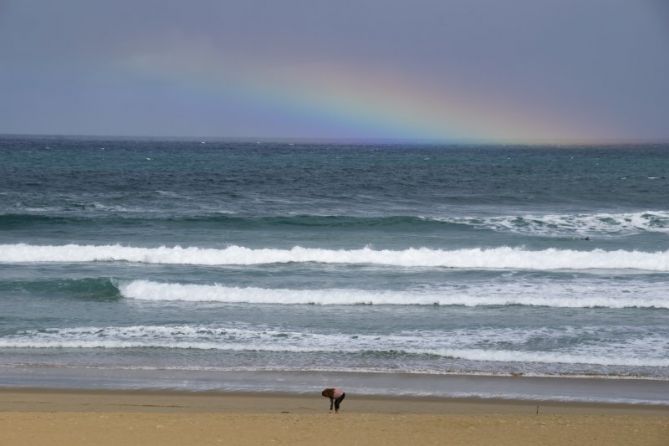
[0,389,667,445]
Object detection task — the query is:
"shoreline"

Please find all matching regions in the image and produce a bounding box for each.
[2,366,668,406]
[1,387,667,446]
[2,387,669,414]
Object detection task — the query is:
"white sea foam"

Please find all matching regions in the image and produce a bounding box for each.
[440,210,669,237]
[1,324,666,367]
[119,280,669,308]
[416,349,669,368]
[2,243,669,271]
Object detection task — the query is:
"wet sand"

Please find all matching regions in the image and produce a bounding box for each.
[0,388,667,445]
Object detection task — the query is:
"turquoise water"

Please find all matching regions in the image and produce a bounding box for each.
[1,136,668,400]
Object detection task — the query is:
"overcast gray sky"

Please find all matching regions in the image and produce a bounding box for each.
[1,0,667,142]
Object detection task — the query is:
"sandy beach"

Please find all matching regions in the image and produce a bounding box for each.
[0,389,667,446]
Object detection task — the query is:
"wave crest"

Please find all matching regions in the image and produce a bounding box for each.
[3,210,668,237]
[119,280,669,308]
[1,243,668,271]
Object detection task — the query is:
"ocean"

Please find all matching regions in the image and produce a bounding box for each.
[1,136,668,404]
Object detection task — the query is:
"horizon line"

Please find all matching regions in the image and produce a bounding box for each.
[1,132,668,147]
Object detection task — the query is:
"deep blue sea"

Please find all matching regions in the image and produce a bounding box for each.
[1,136,668,402]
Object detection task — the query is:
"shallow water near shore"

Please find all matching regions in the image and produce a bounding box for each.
[1,366,668,406]
[1,136,668,402]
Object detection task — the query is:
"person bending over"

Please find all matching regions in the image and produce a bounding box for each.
[321,387,346,413]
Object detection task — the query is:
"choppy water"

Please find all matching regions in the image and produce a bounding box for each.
[1,136,668,400]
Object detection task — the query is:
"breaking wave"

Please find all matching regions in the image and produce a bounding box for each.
[441,210,669,237]
[119,280,669,308]
[2,210,668,237]
[2,324,666,368]
[1,243,668,271]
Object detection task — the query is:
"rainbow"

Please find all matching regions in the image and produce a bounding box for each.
[123,49,604,143]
